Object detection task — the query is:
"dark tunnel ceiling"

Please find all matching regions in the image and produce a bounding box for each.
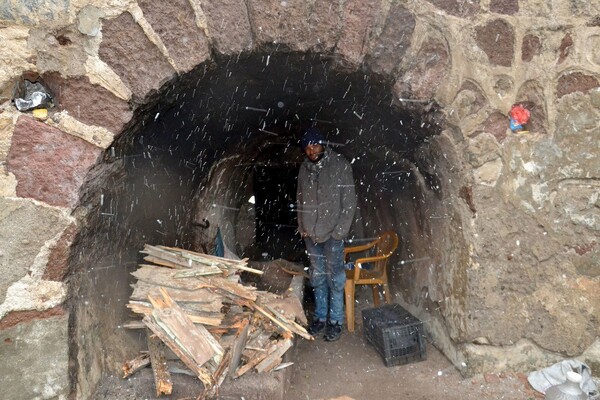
[98,51,444,251]
[127,52,438,168]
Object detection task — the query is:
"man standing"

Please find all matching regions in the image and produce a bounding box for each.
[296,127,357,341]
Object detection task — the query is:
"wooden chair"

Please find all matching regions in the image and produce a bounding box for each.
[344,230,399,332]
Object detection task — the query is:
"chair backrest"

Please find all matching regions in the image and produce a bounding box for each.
[368,231,399,276]
[376,231,399,258]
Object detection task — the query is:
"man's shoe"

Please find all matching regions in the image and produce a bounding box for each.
[307,319,326,336]
[324,322,343,342]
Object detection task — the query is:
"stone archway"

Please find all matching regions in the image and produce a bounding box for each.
[1,2,599,399]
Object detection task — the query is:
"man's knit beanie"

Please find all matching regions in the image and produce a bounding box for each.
[300,127,325,150]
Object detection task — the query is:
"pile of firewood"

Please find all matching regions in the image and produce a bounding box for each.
[122,244,311,397]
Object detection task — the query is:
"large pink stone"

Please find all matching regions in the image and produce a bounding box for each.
[337,0,383,66]
[396,35,450,100]
[43,223,77,281]
[308,0,344,52]
[246,0,344,52]
[202,0,253,54]
[138,0,210,73]
[557,72,600,98]
[41,73,132,134]
[247,0,313,51]
[490,0,519,15]
[475,111,509,142]
[99,12,176,101]
[7,116,101,208]
[426,0,480,17]
[522,34,541,62]
[475,19,515,67]
[366,3,415,75]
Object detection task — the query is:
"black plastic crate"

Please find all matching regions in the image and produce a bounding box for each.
[362,304,426,367]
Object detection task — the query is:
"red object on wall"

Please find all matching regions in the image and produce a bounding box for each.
[510,104,530,125]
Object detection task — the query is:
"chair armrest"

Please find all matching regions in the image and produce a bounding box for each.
[350,255,390,280]
[354,255,388,266]
[344,240,377,257]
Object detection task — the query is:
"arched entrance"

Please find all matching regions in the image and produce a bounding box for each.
[68,51,457,397]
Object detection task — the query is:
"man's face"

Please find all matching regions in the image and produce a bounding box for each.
[304,143,324,162]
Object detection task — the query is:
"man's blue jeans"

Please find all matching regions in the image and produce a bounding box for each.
[304,236,346,324]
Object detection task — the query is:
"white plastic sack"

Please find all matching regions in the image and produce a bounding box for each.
[528,359,598,399]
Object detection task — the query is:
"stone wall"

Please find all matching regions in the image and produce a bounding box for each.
[0,0,598,398]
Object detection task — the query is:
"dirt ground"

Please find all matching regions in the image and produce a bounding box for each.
[95,279,545,400]
[286,325,538,400]
[96,323,541,400]
[284,285,541,400]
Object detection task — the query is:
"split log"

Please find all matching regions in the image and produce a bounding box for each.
[122,353,150,378]
[246,302,293,336]
[239,330,272,366]
[174,267,223,278]
[198,276,258,302]
[234,341,275,378]
[128,301,224,326]
[228,319,250,377]
[142,244,196,268]
[122,320,146,330]
[213,350,231,387]
[132,266,202,291]
[154,245,263,275]
[259,291,308,326]
[143,288,223,384]
[142,255,186,269]
[238,300,310,340]
[147,330,173,396]
[255,339,293,373]
[263,304,312,340]
[131,281,223,308]
[160,246,251,267]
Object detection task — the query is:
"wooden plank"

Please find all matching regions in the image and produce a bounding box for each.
[131,281,223,305]
[143,255,184,269]
[147,330,173,396]
[144,316,212,385]
[223,262,264,275]
[244,302,294,336]
[263,304,313,341]
[127,301,224,326]
[259,291,308,326]
[160,245,245,266]
[213,350,231,387]
[199,276,258,302]
[122,320,146,330]
[142,244,196,268]
[122,353,150,378]
[173,267,223,278]
[132,266,201,291]
[255,339,293,373]
[257,356,283,374]
[159,246,265,276]
[157,288,224,358]
[234,342,275,378]
[146,244,252,275]
[149,289,223,365]
[228,319,250,377]
[241,328,272,359]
